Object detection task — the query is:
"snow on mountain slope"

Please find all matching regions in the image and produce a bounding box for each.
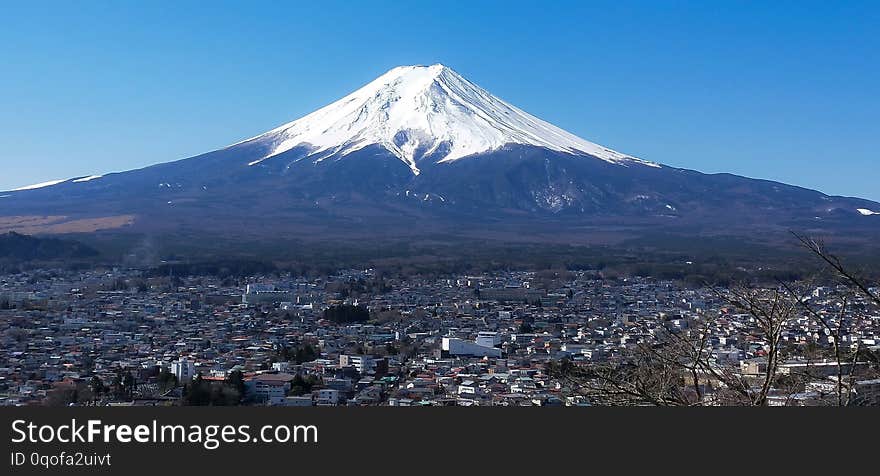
[72,175,103,183]
[11,179,69,191]
[235,64,657,174]
[6,175,102,192]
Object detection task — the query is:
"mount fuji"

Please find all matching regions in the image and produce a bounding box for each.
[236,64,656,174]
[1,64,877,245]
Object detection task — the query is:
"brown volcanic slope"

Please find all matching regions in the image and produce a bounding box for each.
[0,215,135,234]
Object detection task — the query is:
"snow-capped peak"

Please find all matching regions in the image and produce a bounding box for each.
[236,64,657,174]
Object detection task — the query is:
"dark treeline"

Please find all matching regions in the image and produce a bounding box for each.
[0,232,98,260]
[183,371,246,406]
[323,304,370,324]
[325,277,393,297]
[3,232,878,287]
[144,259,278,278]
[272,343,319,364]
[129,245,874,289]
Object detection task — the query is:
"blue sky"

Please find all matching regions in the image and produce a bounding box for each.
[1,1,877,200]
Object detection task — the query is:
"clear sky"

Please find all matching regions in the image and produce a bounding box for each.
[1,1,877,200]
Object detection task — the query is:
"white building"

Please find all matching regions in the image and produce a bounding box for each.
[476,331,503,348]
[272,362,291,372]
[339,355,375,374]
[315,388,340,406]
[171,358,195,382]
[242,284,293,305]
[245,373,296,405]
[441,337,502,358]
[284,396,314,407]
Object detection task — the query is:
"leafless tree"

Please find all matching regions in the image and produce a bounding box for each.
[550,286,796,406]
[792,232,880,307]
[784,232,879,405]
[550,233,879,406]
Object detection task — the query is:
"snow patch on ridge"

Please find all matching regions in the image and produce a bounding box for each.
[857,208,879,216]
[73,175,103,183]
[6,175,101,192]
[11,179,68,191]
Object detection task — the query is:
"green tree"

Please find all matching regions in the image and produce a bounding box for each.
[183,374,211,406]
[288,374,321,396]
[226,370,246,399]
[123,371,136,399]
[112,372,124,399]
[90,376,105,399]
[322,304,370,324]
[157,370,178,392]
